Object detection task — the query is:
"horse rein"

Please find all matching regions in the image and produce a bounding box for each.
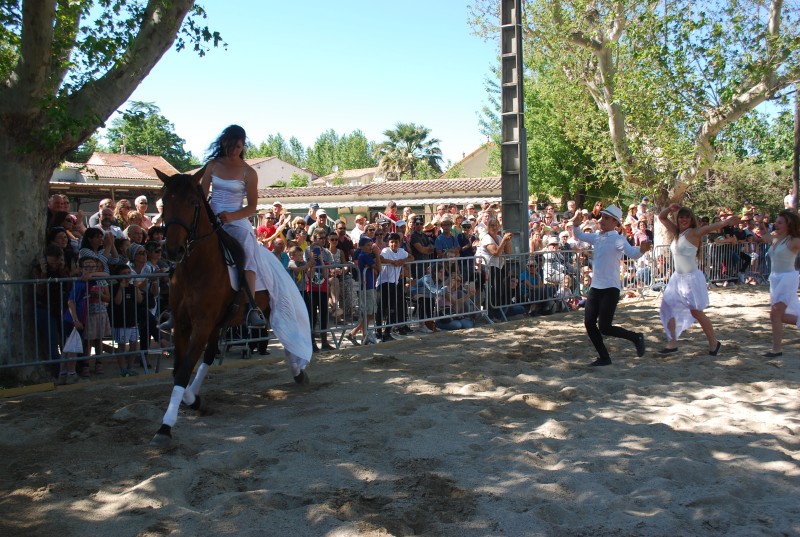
[163,190,220,263]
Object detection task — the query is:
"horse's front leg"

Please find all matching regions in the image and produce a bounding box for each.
[150,322,210,448]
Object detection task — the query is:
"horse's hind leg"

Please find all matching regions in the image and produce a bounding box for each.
[182,331,221,409]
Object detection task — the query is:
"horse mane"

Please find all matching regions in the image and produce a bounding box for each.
[159,171,203,199]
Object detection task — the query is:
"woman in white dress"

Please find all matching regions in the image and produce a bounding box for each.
[657,204,739,355]
[764,209,800,357]
[200,125,312,379]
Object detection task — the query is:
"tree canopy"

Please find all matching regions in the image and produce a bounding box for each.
[0,0,222,363]
[374,122,444,180]
[470,0,800,203]
[106,101,197,171]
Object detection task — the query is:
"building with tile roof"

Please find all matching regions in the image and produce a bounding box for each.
[86,152,180,177]
[257,177,502,224]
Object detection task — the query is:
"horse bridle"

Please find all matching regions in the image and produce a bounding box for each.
[163,190,219,263]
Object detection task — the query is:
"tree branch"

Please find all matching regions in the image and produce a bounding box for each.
[2,0,57,115]
[48,0,83,92]
[61,0,196,151]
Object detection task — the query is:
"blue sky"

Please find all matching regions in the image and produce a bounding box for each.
[118,1,499,167]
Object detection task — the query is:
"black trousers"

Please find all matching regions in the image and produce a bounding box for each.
[584,287,638,361]
[377,282,404,334]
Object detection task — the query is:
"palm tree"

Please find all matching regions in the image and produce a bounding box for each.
[374,122,443,180]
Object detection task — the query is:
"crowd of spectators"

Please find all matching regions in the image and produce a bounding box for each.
[37,194,169,383]
[34,191,780,372]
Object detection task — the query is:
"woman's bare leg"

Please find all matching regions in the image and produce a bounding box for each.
[690,309,717,351]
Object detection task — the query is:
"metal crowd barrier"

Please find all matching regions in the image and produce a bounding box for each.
[2,238,777,379]
[0,272,173,377]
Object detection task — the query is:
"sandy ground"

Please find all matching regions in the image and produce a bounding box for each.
[1,286,799,537]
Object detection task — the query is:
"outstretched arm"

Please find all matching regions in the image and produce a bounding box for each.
[658,204,680,237]
[692,214,740,240]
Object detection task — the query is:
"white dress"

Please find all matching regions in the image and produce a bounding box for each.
[767,238,800,324]
[659,230,709,341]
[210,175,312,373]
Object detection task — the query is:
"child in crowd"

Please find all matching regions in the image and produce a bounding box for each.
[111,264,142,377]
[556,274,579,311]
[578,273,592,308]
[287,245,311,295]
[84,264,111,376]
[60,255,107,384]
[347,236,381,345]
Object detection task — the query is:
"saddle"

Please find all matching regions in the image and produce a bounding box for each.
[216,226,247,286]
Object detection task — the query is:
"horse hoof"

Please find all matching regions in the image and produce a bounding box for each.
[189,395,203,411]
[150,425,172,448]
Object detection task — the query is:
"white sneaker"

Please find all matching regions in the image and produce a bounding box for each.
[418,324,432,333]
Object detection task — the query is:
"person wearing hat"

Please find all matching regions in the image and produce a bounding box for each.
[346,236,382,345]
[434,217,459,258]
[410,218,435,279]
[456,219,478,283]
[541,235,573,288]
[272,201,284,220]
[349,214,368,245]
[307,209,333,237]
[624,204,638,227]
[305,202,320,225]
[569,206,651,366]
[394,220,412,252]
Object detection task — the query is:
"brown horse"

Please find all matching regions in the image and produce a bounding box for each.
[150,168,269,448]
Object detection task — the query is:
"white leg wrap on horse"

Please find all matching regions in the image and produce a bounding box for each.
[163,386,186,427]
[182,387,196,406]
[186,362,210,401]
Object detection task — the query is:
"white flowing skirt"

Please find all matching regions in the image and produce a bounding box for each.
[225,219,312,374]
[769,271,800,325]
[659,270,709,341]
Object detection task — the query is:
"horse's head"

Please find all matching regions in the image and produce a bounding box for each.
[156,167,207,263]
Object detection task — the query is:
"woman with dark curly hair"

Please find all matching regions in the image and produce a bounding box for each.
[763,209,800,357]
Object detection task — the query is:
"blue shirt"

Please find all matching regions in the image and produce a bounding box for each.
[358,251,378,290]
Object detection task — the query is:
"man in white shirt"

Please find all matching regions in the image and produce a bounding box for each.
[569,206,652,366]
[350,214,367,244]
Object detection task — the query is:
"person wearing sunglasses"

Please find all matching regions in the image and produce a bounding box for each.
[134,195,154,230]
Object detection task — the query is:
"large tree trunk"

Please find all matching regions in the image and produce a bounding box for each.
[0,134,58,370]
[0,0,199,374]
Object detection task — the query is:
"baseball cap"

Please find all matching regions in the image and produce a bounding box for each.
[310,202,319,209]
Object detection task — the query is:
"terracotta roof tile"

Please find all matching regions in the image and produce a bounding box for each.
[87,152,179,177]
[258,177,501,200]
[80,164,157,181]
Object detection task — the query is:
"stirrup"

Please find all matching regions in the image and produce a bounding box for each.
[158,313,174,332]
[246,307,267,328]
